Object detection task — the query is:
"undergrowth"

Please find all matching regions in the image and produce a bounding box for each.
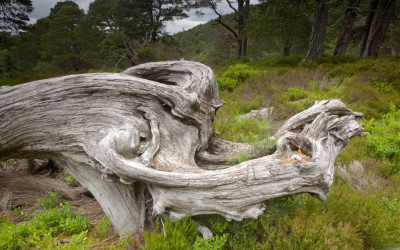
[0,192,91,249]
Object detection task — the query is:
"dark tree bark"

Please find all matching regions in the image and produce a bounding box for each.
[334,0,363,56]
[306,0,329,60]
[359,0,397,57]
[282,40,292,56]
[236,0,250,59]
[359,0,377,56]
[389,26,397,56]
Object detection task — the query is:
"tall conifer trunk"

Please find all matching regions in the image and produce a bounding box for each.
[334,0,363,55]
[306,0,329,60]
[359,0,396,57]
[235,0,249,59]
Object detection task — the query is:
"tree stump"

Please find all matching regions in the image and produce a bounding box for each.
[0,61,364,235]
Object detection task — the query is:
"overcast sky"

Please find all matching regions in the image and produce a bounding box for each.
[29,0,251,34]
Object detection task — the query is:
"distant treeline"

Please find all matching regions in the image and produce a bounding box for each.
[0,0,399,83]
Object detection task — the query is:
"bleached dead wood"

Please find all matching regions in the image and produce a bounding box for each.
[0,61,363,235]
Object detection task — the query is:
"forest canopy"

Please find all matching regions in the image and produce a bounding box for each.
[1,0,399,85]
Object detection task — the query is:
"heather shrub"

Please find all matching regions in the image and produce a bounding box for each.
[258,210,363,249]
[323,185,400,248]
[300,54,359,69]
[249,55,303,68]
[140,217,197,250]
[343,81,400,119]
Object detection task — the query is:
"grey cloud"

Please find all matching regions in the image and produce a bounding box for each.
[30,0,90,21]
[29,0,256,34]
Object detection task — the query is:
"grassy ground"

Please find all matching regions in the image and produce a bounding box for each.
[1,56,400,249]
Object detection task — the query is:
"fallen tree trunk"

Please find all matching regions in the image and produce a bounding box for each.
[0,61,364,235]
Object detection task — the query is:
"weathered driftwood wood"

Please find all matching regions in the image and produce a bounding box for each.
[0,61,363,235]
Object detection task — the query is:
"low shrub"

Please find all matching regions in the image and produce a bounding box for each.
[369,78,397,93]
[249,55,304,68]
[365,104,400,177]
[280,87,308,103]
[93,216,112,238]
[216,64,259,90]
[324,185,400,248]
[301,54,359,69]
[193,234,229,250]
[0,192,91,249]
[38,191,61,209]
[343,80,400,120]
[140,217,197,250]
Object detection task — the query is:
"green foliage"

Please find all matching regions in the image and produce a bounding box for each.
[65,230,89,249]
[208,216,229,235]
[281,87,309,103]
[382,197,400,213]
[276,81,344,114]
[0,192,91,249]
[32,202,90,236]
[39,1,85,73]
[193,234,229,250]
[258,209,362,249]
[253,55,304,68]
[327,57,400,79]
[227,153,252,165]
[38,191,61,209]
[0,72,59,86]
[216,64,259,91]
[108,232,138,249]
[323,185,400,248]
[140,217,197,250]
[14,207,31,220]
[369,78,396,93]
[93,216,111,238]
[301,54,359,68]
[343,80,400,120]
[59,214,91,235]
[365,104,400,177]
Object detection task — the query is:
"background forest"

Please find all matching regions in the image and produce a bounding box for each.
[1,0,399,83]
[1,0,400,249]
